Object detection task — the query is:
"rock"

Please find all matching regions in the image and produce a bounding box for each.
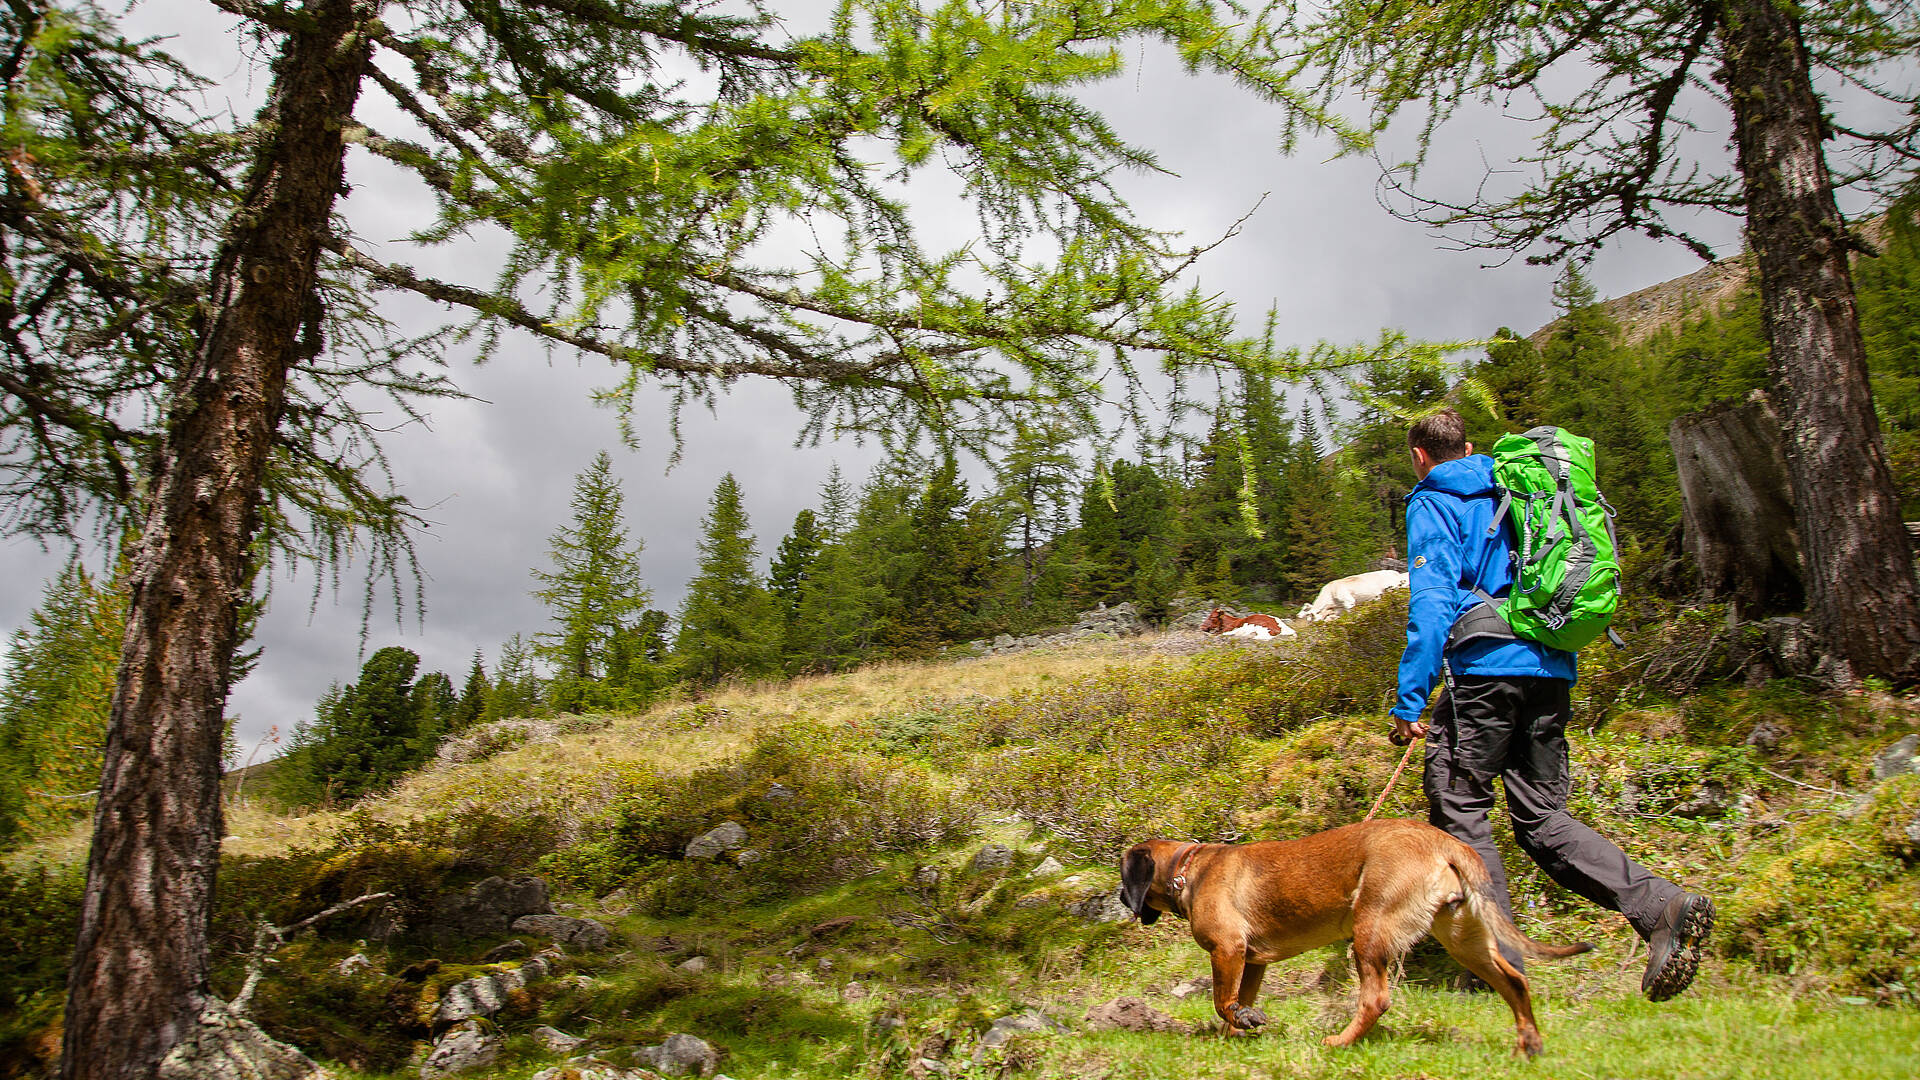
[906,1060,949,1079]
[159,998,332,1080]
[685,822,749,861]
[513,914,614,951]
[634,1033,720,1077]
[913,865,940,887]
[420,1022,499,1078]
[734,849,764,867]
[1671,780,1736,819]
[968,844,1014,872]
[532,1027,586,1055]
[973,1011,1062,1060]
[432,950,565,1026]
[1168,975,1213,1000]
[530,1058,652,1080]
[677,955,710,974]
[1746,719,1789,751]
[428,876,552,944]
[815,957,835,974]
[765,783,795,800]
[1084,996,1191,1034]
[481,940,529,963]
[1066,889,1132,923]
[1029,857,1064,877]
[1874,734,1920,781]
[335,952,376,977]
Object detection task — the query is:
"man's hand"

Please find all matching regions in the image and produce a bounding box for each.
[1390,716,1428,746]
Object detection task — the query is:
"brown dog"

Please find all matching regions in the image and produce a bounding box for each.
[1120,819,1591,1056]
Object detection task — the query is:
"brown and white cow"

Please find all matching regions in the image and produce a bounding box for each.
[1199,607,1297,640]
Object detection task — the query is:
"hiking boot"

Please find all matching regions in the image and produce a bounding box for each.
[1642,890,1714,1001]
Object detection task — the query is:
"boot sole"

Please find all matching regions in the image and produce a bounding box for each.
[1645,895,1715,1002]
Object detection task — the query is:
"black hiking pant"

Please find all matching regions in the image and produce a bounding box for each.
[1424,674,1678,960]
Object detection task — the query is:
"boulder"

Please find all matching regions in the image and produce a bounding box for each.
[158,999,332,1080]
[513,914,614,951]
[1029,857,1064,878]
[335,953,376,977]
[427,876,552,944]
[968,844,1014,873]
[432,950,564,1026]
[532,1027,586,1055]
[676,955,710,975]
[685,822,749,861]
[481,940,529,963]
[420,1022,498,1079]
[1873,734,1920,781]
[764,783,795,801]
[1084,996,1191,1034]
[634,1033,720,1077]
[1066,889,1132,923]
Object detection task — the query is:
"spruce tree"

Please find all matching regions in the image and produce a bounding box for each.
[532,452,651,710]
[677,474,781,685]
[769,509,825,663]
[452,651,490,732]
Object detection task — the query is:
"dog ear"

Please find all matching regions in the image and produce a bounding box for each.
[1119,845,1159,924]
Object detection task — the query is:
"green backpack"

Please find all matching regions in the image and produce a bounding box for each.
[1449,426,1623,653]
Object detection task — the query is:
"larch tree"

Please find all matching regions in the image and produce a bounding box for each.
[0,1,1372,1075]
[1271,0,1920,680]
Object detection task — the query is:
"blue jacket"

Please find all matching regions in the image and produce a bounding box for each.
[1392,454,1576,726]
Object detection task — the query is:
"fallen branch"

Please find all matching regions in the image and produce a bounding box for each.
[232,891,393,1015]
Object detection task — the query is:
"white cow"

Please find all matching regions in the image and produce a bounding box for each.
[1296,570,1409,623]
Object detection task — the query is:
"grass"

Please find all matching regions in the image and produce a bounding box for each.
[6,614,1919,1079]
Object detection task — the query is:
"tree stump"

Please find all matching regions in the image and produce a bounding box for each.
[1668,390,1805,620]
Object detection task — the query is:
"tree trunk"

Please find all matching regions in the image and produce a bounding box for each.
[61,4,374,1078]
[1719,0,1920,682]
[1668,390,1803,620]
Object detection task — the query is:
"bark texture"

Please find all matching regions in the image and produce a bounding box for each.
[61,3,376,1077]
[1669,391,1804,619]
[1720,0,1920,681]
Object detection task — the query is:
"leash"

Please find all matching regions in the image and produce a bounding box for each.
[1364,739,1419,822]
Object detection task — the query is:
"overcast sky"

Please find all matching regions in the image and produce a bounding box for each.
[7,1,1874,760]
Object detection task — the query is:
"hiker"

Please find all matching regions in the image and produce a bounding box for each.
[1390,407,1712,1001]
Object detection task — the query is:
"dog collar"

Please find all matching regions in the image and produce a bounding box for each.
[1169,843,1202,894]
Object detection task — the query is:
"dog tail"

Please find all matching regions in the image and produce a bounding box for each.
[1446,844,1594,960]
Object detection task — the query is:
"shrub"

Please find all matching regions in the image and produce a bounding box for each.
[545,724,978,910]
[0,864,83,1075]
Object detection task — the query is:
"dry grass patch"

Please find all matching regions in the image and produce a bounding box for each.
[216,635,1186,861]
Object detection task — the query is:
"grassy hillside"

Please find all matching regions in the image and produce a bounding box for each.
[4,597,1918,1079]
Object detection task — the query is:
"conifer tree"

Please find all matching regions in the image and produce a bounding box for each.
[487,635,547,722]
[1181,412,1255,598]
[770,508,825,658]
[305,646,432,800]
[987,416,1081,610]
[890,456,984,650]
[677,474,781,685]
[532,452,651,710]
[792,470,890,671]
[451,651,490,732]
[1273,0,1920,680]
[0,559,122,848]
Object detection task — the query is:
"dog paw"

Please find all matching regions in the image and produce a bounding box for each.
[1231,1005,1269,1029]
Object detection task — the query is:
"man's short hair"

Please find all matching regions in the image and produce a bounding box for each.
[1408,408,1469,461]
